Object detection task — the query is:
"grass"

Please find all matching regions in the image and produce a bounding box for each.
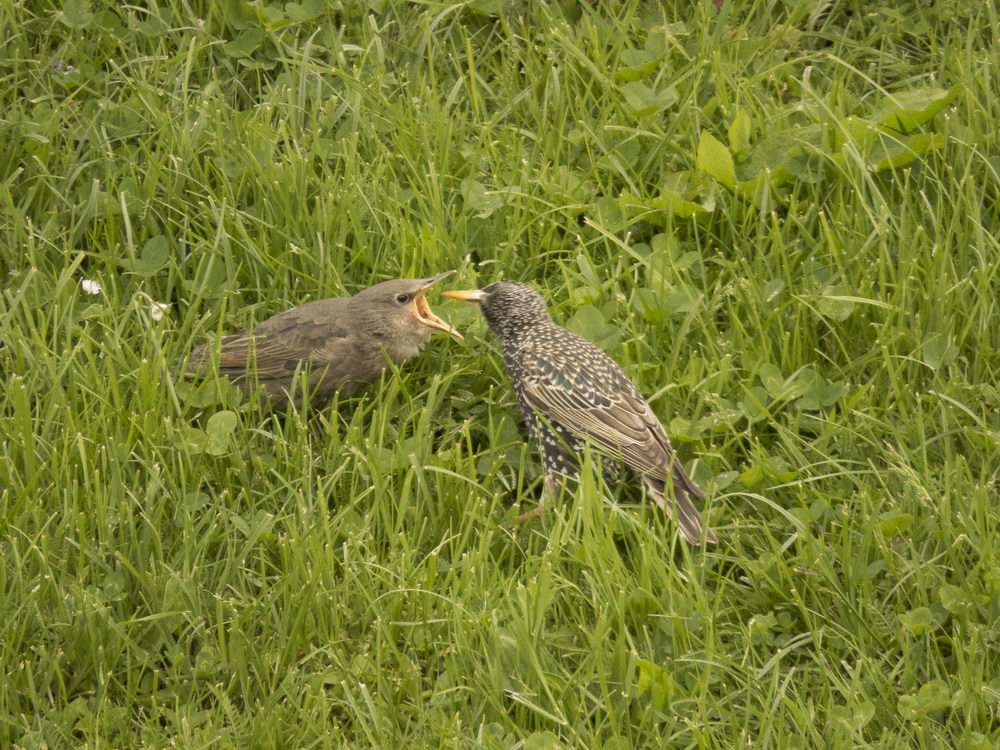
[2,0,999,747]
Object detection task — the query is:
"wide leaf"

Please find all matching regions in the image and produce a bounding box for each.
[696,132,736,189]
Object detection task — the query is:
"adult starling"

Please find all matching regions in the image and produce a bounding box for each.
[443,281,716,545]
[184,271,461,408]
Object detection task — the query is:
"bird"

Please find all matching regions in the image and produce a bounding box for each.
[183,270,462,408]
[443,280,716,545]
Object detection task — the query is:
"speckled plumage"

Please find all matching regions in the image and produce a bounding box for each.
[445,280,716,545]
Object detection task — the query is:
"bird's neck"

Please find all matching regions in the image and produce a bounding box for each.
[495,319,549,351]
[370,326,430,361]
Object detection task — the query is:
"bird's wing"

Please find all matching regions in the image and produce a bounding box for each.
[212,332,306,379]
[187,299,354,380]
[518,351,685,484]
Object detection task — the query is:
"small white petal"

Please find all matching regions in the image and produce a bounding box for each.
[81,279,102,295]
[150,302,169,321]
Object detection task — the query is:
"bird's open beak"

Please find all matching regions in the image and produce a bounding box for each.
[441,289,487,303]
[414,271,463,339]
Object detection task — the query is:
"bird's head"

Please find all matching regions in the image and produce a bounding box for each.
[442,280,551,338]
[352,270,462,344]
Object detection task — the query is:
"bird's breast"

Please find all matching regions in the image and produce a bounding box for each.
[380,330,429,363]
[389,339,425,362]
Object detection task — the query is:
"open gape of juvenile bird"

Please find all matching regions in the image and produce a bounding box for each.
[443,280,717,546]
[183,271,461,409]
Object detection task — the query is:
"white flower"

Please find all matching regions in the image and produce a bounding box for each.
[150,302,169,321]
[81,279,102,295]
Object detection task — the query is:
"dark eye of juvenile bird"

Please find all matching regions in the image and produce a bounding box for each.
[395,293,410,304]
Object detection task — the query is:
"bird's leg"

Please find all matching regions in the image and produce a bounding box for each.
[517,472,566,522]
[516,504,545,522]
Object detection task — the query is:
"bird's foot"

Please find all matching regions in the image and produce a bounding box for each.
[516,503,545,523]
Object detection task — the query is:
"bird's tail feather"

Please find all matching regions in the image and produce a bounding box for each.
[644,476,718,546]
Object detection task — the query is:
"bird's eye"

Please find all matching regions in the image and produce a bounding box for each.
[395,293,410,304]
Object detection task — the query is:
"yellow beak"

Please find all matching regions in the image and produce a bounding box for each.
[414,271,463,338]
[441,289,488,303]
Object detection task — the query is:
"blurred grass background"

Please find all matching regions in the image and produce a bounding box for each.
[1,1,999,747]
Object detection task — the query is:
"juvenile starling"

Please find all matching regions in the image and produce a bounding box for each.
[184,271,461,408]
[443,281,716,545]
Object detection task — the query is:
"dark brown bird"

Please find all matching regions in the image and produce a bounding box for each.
[184,271,461,408]
[443,281,716,545]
